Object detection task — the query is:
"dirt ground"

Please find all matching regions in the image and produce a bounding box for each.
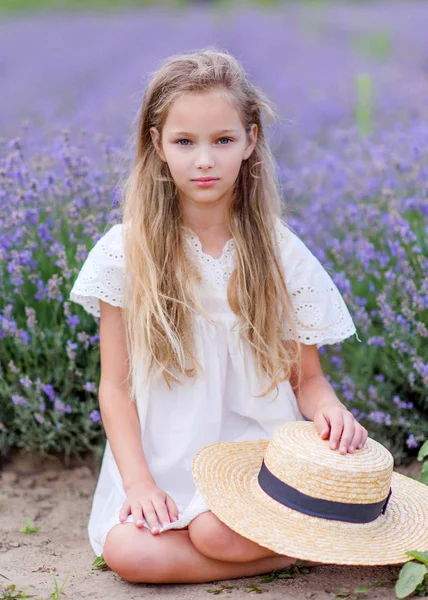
[0,450,422,600]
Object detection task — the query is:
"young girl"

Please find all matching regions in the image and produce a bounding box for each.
[70,48,367,584]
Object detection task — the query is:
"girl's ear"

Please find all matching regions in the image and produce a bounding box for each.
[150,127,166,162]
[243,123,258,160]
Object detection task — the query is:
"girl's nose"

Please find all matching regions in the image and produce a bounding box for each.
[195,151,215,169]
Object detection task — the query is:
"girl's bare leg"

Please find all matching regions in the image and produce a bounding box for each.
[188,511,293,562]
[187,512,323,566]
[103,523,316,584]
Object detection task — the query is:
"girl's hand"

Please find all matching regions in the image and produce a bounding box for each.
[118,480,180,535]
[313,402,368,455]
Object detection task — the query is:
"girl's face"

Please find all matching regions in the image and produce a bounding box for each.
[150,89,257,213]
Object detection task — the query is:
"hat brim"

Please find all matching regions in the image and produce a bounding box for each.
[192,439,428,566]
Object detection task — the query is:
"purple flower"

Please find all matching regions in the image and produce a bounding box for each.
[66,340,78,361]
[12,394,30,408]
[43,384,56,401]
[406,434,418,449]
[19,375,32,388]
[54,399,66,414]
[90,410,101,423]
[84,382,97,393]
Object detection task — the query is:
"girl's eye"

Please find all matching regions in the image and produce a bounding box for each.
[175,137,233,146]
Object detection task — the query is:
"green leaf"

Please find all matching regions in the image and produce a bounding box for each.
[372,579,388,586]
[92,555,108,570]
[420,462,428,486]
[417,441,428,461]
[295,560,307,568]
[355,587,370,593]
[395,562,428,599]
[405,552,428,567]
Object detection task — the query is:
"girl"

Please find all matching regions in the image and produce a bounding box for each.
[70,48,367,584]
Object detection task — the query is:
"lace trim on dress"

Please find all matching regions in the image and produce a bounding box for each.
[182,220,288,290]
[183,228,236,290]
[70,219,358,346]
[69,224,125,318]
[285,284,358,345]
[275,220,359,346]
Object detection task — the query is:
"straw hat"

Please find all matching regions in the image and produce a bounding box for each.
[192,421,428,565]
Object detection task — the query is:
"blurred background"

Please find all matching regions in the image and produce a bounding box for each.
[2,0,428,152]
[0,0,427,468]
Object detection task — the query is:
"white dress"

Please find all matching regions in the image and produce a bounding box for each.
[69,216,358,556]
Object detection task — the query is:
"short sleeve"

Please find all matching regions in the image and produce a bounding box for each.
[276,220,359,347]
[69,223,125,318]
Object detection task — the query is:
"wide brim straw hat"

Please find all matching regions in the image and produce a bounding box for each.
[192,421,428,566]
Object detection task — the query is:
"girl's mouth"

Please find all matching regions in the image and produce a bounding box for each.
[193,179,219,187]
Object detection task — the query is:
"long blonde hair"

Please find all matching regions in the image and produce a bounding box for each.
[118,48,302,404]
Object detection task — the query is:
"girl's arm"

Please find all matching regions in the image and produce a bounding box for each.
[290,344,344,421]
[295,373,345,421]
[98,300,155,491]
[99,387,155,491]
[290,344,367,454]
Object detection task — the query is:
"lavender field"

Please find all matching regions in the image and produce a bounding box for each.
[2,2,428,149]
[0,1,427,465]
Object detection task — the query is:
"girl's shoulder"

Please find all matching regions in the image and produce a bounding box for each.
[97,222,125,248]
[273,216,358,347]
[86,222,126,270]
[273,217,319,269]
[69,222,125,318]
[92,222,126,266]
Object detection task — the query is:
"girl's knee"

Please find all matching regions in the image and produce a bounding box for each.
[188,512,282,562]
[188,511,242,561]
[103,523,164,582]
[103,524,135,576]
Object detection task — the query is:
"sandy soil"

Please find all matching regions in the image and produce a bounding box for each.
[0,450,422,600]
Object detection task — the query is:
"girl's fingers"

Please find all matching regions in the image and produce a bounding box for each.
[153,497,173,528]
[349,427,362,453]
[358,427,369,448]
[353,424,368,450]
[165,495,180,523]
[141,502,159,534]
[314,411,330,439]
[131,503,146,529]
[323,408,368,454]
[328,414,344,450]
[118,501,130,523]
[338,412,356,454]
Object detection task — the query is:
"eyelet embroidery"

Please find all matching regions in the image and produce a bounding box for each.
[183,229,236,290]
[183,229,235,262]
[287,283,357,344]
[69,224,125,318]
[275,219,358,344]
[182,220,288,289]
[69,219,358,345]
